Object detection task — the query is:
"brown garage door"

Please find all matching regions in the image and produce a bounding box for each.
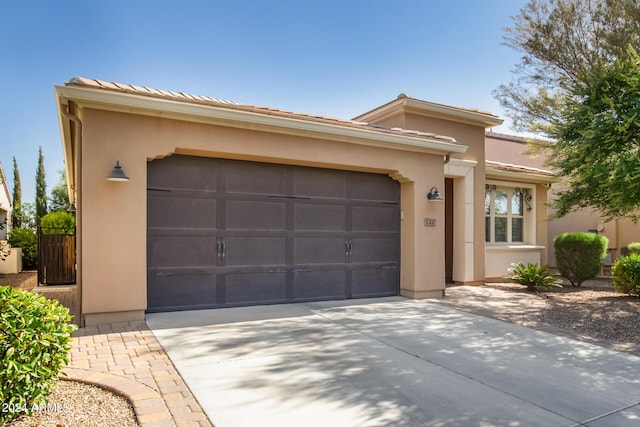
[147,155,400,312]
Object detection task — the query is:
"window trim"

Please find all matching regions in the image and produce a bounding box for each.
[485,182,534,245]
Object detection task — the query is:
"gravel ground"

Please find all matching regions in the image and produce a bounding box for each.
[4,380,138,427]
[442,277,640,357]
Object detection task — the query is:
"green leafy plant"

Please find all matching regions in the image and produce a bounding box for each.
[554,232,608,287]
[0,286,77,422]
[620,242,640,258]
[505,262,562,292]
[40,211,75,235]
[612,253,640,296]
[7,227,37,270]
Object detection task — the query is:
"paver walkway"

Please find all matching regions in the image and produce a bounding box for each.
[33,285,213,427]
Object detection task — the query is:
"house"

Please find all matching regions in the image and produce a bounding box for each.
[485,131,640,268]
[55,78,554,325]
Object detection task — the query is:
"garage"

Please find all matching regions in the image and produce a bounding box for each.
[147,155,400,312]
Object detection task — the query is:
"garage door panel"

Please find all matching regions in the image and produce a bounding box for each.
[225,272,287,304]
[294,204,345,231]
[148,195,217,228]
[292,168,346,199]
[351,266,399,298]
[148,235,217,268]
[352,206,399,232]
[148,155,218,191]
[293,270,346,301]
[148,272,218,311]
[226,200,286,230]
[349,172,399,202]
[351,237,399,263]
[226,162,286,195]
[225,237,286,266]
[293,237,346,264]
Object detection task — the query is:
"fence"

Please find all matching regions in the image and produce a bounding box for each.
[38,228,76,285]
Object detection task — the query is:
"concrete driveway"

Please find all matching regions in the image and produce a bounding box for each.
[147,297,640,427]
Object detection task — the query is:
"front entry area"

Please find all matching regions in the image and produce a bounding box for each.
[147,155,400,312]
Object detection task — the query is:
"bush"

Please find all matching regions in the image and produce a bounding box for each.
[620,242,640,257]
[7,227,37,270]
[505,262,562,292]
[612,253,640,296]
[40,211,75,235]
[554,232,608,287]
[0,287,77,422]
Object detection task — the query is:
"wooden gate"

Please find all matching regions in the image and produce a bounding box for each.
[38,229,76,285]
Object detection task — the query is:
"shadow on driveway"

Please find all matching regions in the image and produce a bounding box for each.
[147,297,640,427]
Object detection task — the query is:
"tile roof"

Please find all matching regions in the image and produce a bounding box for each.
[66,77,458,145]
[486,160,554,177]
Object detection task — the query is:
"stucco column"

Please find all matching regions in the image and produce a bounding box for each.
[400,179,446,299]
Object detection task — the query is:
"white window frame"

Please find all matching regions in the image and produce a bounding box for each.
[485,182,533,245]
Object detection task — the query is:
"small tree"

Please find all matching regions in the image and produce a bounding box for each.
[554,232,608,287]
[49,170,70,212]
[40,211,75,235]
[35,147,47,224]
[11,157,22,229]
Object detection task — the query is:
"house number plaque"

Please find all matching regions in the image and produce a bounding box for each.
[424,218,436,226]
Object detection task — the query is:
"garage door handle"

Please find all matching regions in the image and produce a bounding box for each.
[345,240,353,255]
[381,265,397,269]
[216,240,226,258]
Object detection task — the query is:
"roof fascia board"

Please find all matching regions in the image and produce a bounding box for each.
[55,85,467,156]
[485,166,558,184]
[356,98,504,128]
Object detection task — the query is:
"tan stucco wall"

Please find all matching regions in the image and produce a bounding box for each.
[485,137,547,169]
[78,108,449,323]
[374,112,487,283]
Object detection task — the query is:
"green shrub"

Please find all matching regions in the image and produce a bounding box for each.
[554,232,608,287]
[505,262,562,292]
[7,227,37,270]
[0,286,77,422]
[40,211,75,235]
[612,253,640,296]
[620,242,640,257]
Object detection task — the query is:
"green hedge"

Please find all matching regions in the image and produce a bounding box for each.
[612,253,640,296]
[0,287,77,422]
[620,242,640,257]
[7,227,37,270]
[554,232,608,287]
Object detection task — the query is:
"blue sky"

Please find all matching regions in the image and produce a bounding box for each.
[0,0,529,204]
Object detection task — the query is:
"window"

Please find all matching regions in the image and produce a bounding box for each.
[485,185,530,243]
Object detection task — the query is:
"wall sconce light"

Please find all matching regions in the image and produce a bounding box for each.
[107,161,129,182]
[427,186,444,201]
[67,203,77,213]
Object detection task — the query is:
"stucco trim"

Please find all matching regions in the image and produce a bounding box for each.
[485,167,557,184]
[355,97,504,128]
[55,85,467,157]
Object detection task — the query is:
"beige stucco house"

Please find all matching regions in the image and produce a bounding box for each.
[486,131,640,268]
[55,78,555,325]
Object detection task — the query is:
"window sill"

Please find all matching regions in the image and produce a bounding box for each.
[486,244,545,252]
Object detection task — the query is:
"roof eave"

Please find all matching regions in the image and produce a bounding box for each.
[55,85,467,156]
[485,167,558,184]
[356,97,504,129]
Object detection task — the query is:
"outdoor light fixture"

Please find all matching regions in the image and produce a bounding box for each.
[67,203,77,213]
[427,186,444,201]
[107,161,129,182]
